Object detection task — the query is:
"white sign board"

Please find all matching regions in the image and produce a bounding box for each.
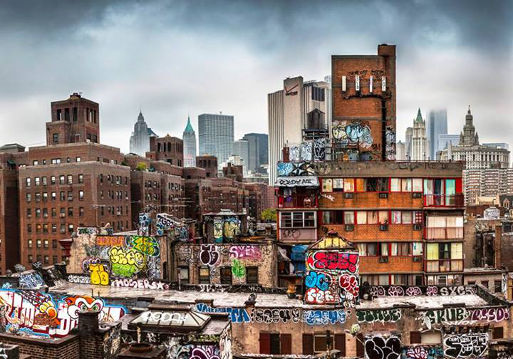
[275,176,319,187]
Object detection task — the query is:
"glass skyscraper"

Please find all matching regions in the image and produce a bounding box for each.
[428,109,448,159]
[198,113,234,167]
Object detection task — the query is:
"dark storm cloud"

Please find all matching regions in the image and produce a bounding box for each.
[0,0,511,151]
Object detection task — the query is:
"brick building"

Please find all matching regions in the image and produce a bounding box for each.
[146,134,183,166]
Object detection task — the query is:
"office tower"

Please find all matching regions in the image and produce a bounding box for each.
[428,109,448,159]
[405,127,413,160]
[198,113,234,167]
[182,116,197,167]
[129,111,158,156]
[232,139,249,175]
[411,109,429,161]
[396,140,406,160]
[268,77,330,184]
[242,133,268,173]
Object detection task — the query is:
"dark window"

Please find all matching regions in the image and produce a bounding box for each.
[482,280,489,289]
[322,210,344,225]
[493,326,504,339]
[53,133,59,144]
[260,332,270,354]
[410,331,421,344]
[494,280,502,293]
[246,267,258,284]
[270,334,280,354]
[220,267,232,285]
[335,334,346,355]
[64,108,70,121]
[303,334,314,355]
[356,334,364,357]
[439,243,450,259]
[73,107,77,121]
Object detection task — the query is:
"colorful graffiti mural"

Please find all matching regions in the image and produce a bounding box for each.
[0,289,126,338]
[419,306,510,328]
[357,309,402,323]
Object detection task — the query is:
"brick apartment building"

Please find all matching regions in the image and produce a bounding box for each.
[0,93,274,273]
[275,44,466,286]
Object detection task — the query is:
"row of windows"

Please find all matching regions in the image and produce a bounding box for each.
[27,223,75,234]
[28,239,59,249]
[321,177,460,195]
[26,174,84,187]
[28,254,61,265]
[99,174,128,185]
[26,190,84,202]
[194,266,259,285]
[280,212,316,228]
[27,207,85,219]
[321,210,423,225]
[98,206,129,216]
[357,242,423,257]
[100,190,129,200]
[33,157,81,166]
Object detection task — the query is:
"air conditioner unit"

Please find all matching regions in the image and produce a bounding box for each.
[379,256,389,263]
[412,192,422,199]
[344,193,354,199]
[413,224,422,231]
[379,193,388,199]
[379,224,388,231]
[345,224,354,232]
[413,256,422,262]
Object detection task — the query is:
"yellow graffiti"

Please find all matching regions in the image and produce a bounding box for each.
[89,264,110,286]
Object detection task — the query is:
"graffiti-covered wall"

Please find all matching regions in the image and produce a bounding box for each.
[0,289,126,338]
[175,242,277,288]
[67,231,168,285]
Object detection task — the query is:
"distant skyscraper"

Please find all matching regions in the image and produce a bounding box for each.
[396,140,406,160]
[232,139,249,175]
[129,111,157,156]
[427,109,448,159]
[198,113,234,167]
[437,134,460,158]
[182,116,197,167]
[411,108,429,161]
[242,133,268,173]
[268,76,330,184]
[405,127,413,160]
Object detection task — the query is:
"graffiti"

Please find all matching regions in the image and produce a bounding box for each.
[305,287,336,305]
[321,193,335,201]
[110,278,170,290]
[282,228,300,239]
[403,346,443,359]
[291,245,308,273]
[231,259,245,278]
[199,284,226,293]
[229,246,261,260]
[108,247,146,278]
[138,213,151,235]
[385,127,396,161]
[200,245,220,267]
[0,289,126,338]
[190,346,220,359]
[163,342,220,359]
[213,218,223,242]
[78,227,97,235]
[102,323,121,359]
[195,303,250,323]
[303,310,346,325]
[277,162,294,177]
[306,251,359,273]
[332,121,373,149]
[369,285,475,297]
[420,307,509,327]
[275,176,319,187]
[18,272,45,289]
[313,138,327,161]
[404,347,428,359]
[223,218,241,240]
[339,274,359,297]
[443,333,488,359]
[365,335,401,359]
[96,236,124,247]
[357,309,402,323]
[126,236,160,257]
[67,274,91,284]
[277,161,315,177]
[89,263,109,286]
[251,308,301,324]
[305,271,332,291]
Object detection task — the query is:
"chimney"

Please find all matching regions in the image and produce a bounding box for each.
[78,310,100,335]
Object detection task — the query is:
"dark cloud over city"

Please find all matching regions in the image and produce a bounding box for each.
[0,0,511,152]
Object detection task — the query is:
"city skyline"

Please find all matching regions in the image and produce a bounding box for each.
[0,0,511,153]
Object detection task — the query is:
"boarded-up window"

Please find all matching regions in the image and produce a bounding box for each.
[220,267,232,285]
[335,333,346,355]
[356,334,364,357]
[260,332,270,354]
[303,334,314,355]
[410,331,421,344]
[281,334,292,354]
[493,326,504,339]
[270,334,280,354]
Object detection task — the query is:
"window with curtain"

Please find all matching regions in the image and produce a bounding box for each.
[344,211,355,224]
[391,178,401,192]
[344,179,355,192]
[379,211,389,224]
[412,178,423,192]
[427,243,439,260]
[322,179,333,193]
[399,243,411,256]
[381,243,389,256]
[451,243,463,259]
[391,243,398,256]
[413,242,423,256]
[378,178,389,192]
[367,243,377,256]
[356,178,366,192]
[401,178,412,192]
[333,179,344,192]
[368,211,378,224]
[402,211,413,224]
[356,211,367,224]
[424,179,434,194]
[391,211,402,224]
[439,243,450,259]
[357,243,367,256]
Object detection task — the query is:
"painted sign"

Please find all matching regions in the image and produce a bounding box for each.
[274,176,319,187]
[443,333,488,358]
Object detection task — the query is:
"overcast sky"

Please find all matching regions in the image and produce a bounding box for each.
[0,0,511,152]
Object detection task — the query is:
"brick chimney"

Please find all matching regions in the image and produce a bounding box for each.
[495,223,503,267]
[78,310,99,335]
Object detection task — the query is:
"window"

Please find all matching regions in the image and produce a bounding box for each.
[26,193,31,202]
[52,158,61,164]
[35,193,41,202]
[28,255,33,263]
[52,224,57,233]
[53,256,58,264]
[33,160,39,166]
[34,177,40,186]
[314,332,333,353]
[78,174,84,183]
[26,178,31,187]
[59,175,65,184]
[246,267,258,284]
[67,191,73,201]
[26,209,31,218]
[391,178,401,192]
[42,192,48,201]
[220,267,232,285]
[322,211,344,225]
[68,207,73,217]
[68,224,74,233]
[44,240,49,248]
[51,176,56,185]
[79,190,84,200]
[51,208,56,217]
[28,239,33,248]
[344,211,355,224]
[493,327,504,339]
[35,208,41,218]
[178,267,189,283]
[367,243,378,256]
[199,267,210,284]
[79,207,84,217]
[51,192,56,200]
[27,224,32,233]
[482,280,489,289]
[494,280,502,293]
[36,239,42,248]
[76,157,81,162]
[280,212,316,228]
[43,208,48,218]
[60,224,66,233]
[343,179,354,192]
[67,175,73,184]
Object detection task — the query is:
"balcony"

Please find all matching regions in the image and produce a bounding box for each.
[425,227,464,240]
[278,195,318,209]
[425,259,464,273]
[318,192,423,209]
[359,256,423,273]
[423,194,464,208]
